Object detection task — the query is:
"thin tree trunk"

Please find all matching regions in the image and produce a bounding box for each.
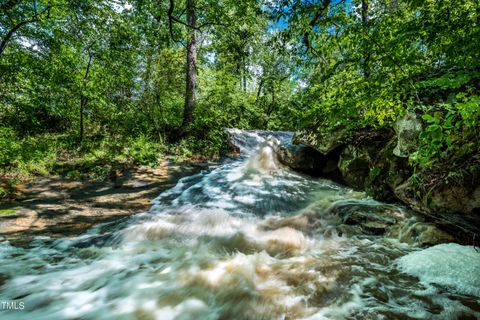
[237,61,243,91]
[303,0,331,51]
[269,84,276,115]
[361,0,371,78]
[179,0,197,138]
[263,84,276,128]
[242,57,247,92]
[79,53,93,143]
[256,79,264,100]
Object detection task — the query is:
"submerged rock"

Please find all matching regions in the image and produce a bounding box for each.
[416,225,455,246]
[323,198,454,245]
[388,220,454,246]
[329,200,404,236]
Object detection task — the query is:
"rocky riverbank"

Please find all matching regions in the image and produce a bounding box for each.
[0,161,211,244]
[278,115,480,246]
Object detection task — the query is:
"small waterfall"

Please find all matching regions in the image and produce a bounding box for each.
[0,129,478,320]
[225,128,293,156]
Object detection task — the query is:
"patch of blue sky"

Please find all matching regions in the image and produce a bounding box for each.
[267,0,352,32]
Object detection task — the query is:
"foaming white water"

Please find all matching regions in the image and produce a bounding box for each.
[397,243,480,297]
[246,137,282,171]
[0,130,479,320]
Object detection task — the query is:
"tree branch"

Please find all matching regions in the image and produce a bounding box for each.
[0,5,52,58]
[167,0,224,42]
[167,0,180,42]
[0,20,33,58]
[303,0,331,51]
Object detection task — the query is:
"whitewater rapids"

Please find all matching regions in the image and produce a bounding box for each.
[0,129,479,320]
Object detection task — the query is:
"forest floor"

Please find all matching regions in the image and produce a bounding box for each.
[0,160,213,243]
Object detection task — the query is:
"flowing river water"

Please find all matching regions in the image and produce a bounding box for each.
[1,130,479,320]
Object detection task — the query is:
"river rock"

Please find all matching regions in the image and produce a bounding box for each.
[394,179,480,216]
[388,221,454,246]
[338,145,372,190]
[277,144,339,176]
[287,124,479,246]
[393,112,422,157]
[277,144,323,171]
[292,125,348,155]
[329,201,405,236]
[365,138,411,201]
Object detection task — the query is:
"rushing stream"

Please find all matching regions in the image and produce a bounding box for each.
[1,130,479,319]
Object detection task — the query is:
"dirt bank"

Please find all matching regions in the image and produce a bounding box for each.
[0,160,212,242]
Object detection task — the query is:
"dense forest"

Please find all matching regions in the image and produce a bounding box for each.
[1,1,480,319]
[1,0,479,195]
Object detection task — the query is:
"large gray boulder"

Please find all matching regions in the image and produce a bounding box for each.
[393,112,422,157]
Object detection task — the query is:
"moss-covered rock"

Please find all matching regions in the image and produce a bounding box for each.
[337,129,404,195]
[338,145,372,190]
[393,112,422,158]
[365,138,411,201]
[287,124,479,245]
[394,171,480,216]
[430,185,480,215]
[292,125,349,155]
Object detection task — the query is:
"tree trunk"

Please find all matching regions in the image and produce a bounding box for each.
[361,0,371,78]
[242,57,247,92]
[79,97,86,143]
[179,0,197,138]
[79,53,93,143]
